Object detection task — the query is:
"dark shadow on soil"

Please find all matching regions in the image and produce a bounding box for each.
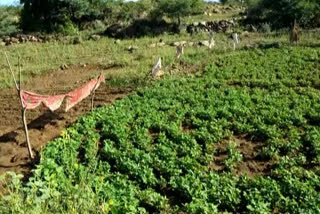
[27,111,61,130]
[0,131,19,143]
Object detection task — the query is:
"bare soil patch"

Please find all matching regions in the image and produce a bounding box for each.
[210,135,274,177]
[0,64,134,176]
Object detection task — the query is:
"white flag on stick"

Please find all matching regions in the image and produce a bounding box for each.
[152,58,162,77]
[209,32,214,49]
[232,33,239,44]
[176,45,184,59]
[232,33,239,50]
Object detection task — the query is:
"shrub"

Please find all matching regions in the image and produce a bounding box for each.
[260,22,271,33]
[0,6,21,36]
[247,0,320,28]
[20,0,121,33]
[152,0,204,26]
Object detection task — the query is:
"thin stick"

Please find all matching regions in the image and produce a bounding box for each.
[18,56,33,159]
[91,72,103,111]
[21,108,33,159]
[91,90,96,111]
[18,55,21,88]
[4,52,19,90]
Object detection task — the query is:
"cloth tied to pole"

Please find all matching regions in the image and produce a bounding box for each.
[20,90,66,111]
[20,75,105,112]
[65,75,105,111]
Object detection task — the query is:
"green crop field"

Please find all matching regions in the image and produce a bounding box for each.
[1,46,319,213]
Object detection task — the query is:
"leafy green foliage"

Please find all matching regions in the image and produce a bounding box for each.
[247,0,320,28]
[153,0,204,25]
[20,0,122,33]
[0,6,21,36]
[1,46,320,213]
[225,141,242,170]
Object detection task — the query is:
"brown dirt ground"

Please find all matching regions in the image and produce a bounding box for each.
[210,135,274,177]
[0,63,134,177]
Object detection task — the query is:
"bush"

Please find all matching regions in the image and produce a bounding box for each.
[56,18,78,35]
[152,0,204,26]
[0,6,21,36]
[20,0,121,33]
[260,22,271,33]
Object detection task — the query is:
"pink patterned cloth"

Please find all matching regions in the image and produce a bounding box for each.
[20,75,105,112]
[20,90,66,111]
[65,75,105,111]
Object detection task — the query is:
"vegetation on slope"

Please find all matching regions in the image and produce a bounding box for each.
[0,6,21,36]
[246,0,320,28]
[1,46,320,213]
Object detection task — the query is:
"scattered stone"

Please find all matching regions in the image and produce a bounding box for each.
[0,42,5,46]
[170,42,179,47]
[157,42,166,47]
[199,40,210,47]
[30,36,38,42]
[89,34,101,41]
[241,31,250,38]
[115,39,121,44]
[154,69,164,78]
[187,20,235,34]
[10,37,19,44]
[170,41,187,47]
[199,21,206,27]
[213,8,220,13]
[60,64,69,70]
[188,42,195,46]
[1,33,102,46]
[73,36,82,45]
[127,45,138,52]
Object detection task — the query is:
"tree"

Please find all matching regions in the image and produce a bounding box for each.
[20,0,122,33]
[117,0,154,23]
[153,0,204,26]
[0,6,21,36]
[247,0,320,28]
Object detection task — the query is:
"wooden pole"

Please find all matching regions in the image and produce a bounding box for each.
[21,108,33,159]
[18,56,34,159]
[4,53,33,159]
[91,72,102,111]
[4,52,18,90]
[91,90,96,111]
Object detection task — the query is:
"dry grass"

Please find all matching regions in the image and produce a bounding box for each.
[1,28,319,88]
